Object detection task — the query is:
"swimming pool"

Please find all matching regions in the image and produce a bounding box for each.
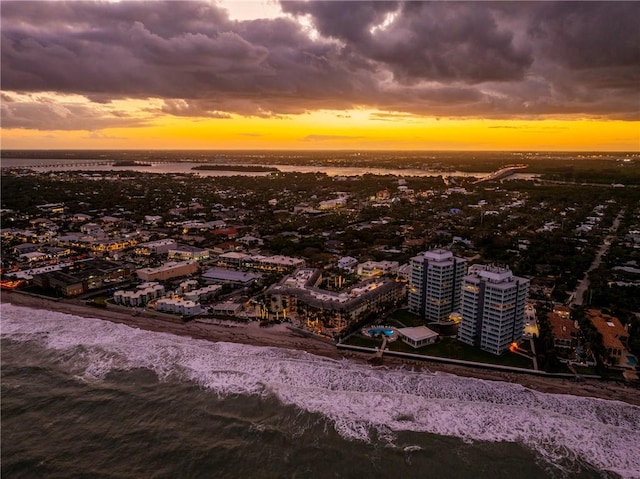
[368,328,396,337]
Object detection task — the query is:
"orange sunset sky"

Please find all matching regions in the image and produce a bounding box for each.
[1,1,639,151]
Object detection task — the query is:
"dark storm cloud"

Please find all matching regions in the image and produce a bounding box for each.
[282,1,533,83]
[1,0,638,129]
[160,100,232,119]
[529,2,640,71]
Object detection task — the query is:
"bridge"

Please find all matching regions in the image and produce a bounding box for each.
[473,164,528,184]
[1,160,163,169]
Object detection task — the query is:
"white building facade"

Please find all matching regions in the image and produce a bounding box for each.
[457,265,530,355]
[408,249,466,321]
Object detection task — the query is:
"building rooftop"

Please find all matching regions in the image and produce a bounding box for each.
[202,268,261,283]
[587,309,628,351]
[547,312,578,341]
[553,305,571,318]
[137,261,195,274]
[424,249,454,261]
[398,326,439,342]
[478,266,513,283]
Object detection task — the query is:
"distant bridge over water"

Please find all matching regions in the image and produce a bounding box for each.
[473,164,528,184]
[3,160,164,169]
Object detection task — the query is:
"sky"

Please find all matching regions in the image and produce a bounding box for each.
[1,0,639,151]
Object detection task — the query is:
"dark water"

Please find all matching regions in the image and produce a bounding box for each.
[1,339,608,479]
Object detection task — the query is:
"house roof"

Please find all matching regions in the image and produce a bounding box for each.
[547,312,578,341]
[587,309,628,351]
[398,326,438,342]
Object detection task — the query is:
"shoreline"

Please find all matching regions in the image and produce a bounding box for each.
[2,290,639,406]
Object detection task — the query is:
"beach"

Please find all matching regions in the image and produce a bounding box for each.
[2,290,639,406]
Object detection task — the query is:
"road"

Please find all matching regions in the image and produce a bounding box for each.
[571,209,625,307]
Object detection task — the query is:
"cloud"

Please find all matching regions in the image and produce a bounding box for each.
[529,2,639,71]
[283,1,533,83]
[0,0,638,127]
[0,93,149,130]
[83,131,127,140]
[160,99,232,118]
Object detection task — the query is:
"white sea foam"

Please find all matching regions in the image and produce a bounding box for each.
[2,304,640,478]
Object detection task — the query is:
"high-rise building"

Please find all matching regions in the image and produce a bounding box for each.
[408,249,466,321]
[457,265,529,355]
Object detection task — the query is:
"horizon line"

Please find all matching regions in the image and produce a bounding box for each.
[2,148,639,153]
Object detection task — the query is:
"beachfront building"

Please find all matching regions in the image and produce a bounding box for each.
[136,261,199,281]
[211,301,244,316]
[183,285,221,303]
[408,249,466,322]
[113,282,165,307]
[156,298,202,316]
[587,309,635,368]
[548,310,579,351]
[266,268,405,336]
[397,326,439,349]
[32,258,132,297]
[457,265,529,355]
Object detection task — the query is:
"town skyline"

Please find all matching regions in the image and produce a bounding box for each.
[1,1,639,151]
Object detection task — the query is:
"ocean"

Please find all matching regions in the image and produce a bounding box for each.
[2,304,638,479]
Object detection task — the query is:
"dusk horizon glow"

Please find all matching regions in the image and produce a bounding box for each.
[1,1,639,151]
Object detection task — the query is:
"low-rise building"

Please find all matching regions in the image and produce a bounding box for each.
[135,239,177,256]
[217,251,249,268]
[202,268,262,286]
[318,197,347,210]
[184,284,221,302]
[398,326,439,348]
[168,245,209,261]
[216,252,305,272]
[33,259,132,297]
[587,309,632,367]
[211,301,244,316]
[13,243,40,255]
[156,298,201,316]
[357,260,399,277]
[113,282,165,307]
[19,251,48,263]
[548,312,578,350]
[267,268,405,335]
[136,261,198,281]
[90,237,137,253]
[337,256,358,272]
[251,254,305,272]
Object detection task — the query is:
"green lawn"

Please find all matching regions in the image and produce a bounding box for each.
[343,334,534,369]
[343,335,382,348]
[389,309,424,327]
[390,338,534,368]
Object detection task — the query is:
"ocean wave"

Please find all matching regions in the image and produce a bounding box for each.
[2,304,639,478]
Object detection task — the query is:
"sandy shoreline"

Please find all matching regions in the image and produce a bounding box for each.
[2,290,639,406]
